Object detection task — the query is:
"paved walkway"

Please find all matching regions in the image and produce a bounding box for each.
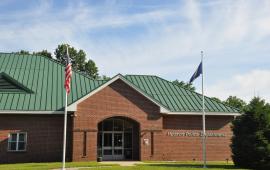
[52,161,143,169]
[52,165,113,170]
[100,161,142,166]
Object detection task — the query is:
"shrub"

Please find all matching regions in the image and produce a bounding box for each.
[231,97,270,169]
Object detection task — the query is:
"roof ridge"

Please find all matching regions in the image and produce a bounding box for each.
[125,74,158,77]
[153,75,240,112]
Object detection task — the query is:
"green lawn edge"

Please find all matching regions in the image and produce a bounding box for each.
[0,161,247,170]
[0,162,119,170]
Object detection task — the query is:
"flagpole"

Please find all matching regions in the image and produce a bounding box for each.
[62,47,69,170]
[201,51,207,168]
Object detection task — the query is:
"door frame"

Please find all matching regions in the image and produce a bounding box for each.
[102,131,124,161]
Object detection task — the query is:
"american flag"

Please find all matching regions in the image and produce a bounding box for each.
[64,48,72,94]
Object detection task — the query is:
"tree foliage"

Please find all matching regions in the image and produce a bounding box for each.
[13,44,100,79]
[33,50,52,58]
[211,97,222,103]
[54,44,99,79]
[224,96,246,112]
[172,80,195,91]
[14,50,30,55]
[98,75,111,80]
[84,59,98,79]
[231,97,270,169]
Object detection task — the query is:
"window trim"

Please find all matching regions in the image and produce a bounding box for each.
[7,132,27,152]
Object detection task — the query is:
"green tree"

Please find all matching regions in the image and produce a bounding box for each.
[98,75,111,80]
[54,44,99,79]
[55,44,78,65]
[33,50,52,58]
[172,80,195,91]
[231,97,270,169]
[83,59,99,79]
[224,96,246,112]
[211,97,222,103]
[14,50,30,55]
[14,44,102,79]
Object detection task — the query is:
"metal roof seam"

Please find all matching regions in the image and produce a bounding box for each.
[122,75,170,111]
[161,73,239,112]
[159,78,180,111]
[145,76,166,104]
[206,97,223,112]
[154,76,177,111]
[26,57,36,111]
[21,55,31,110]
[206,98,219,112]
[180,89,197,111]
[167,83,185,110]
[150,76,172,110]
[140,75,156,96]
[173,87,192,111]
[5,53,14,73]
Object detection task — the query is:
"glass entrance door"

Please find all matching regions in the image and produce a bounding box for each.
[98,117,137,161]
[102,132,124,160]
[102,132,113,160]
[113,132,123,160]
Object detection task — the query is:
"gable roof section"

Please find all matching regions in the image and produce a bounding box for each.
[124,75,239,114]
[0,53,107,111]
[67,74,170,112]
[0,53,240,115]
[0,72,33,93]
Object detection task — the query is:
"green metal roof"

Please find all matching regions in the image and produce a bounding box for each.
[0,53,106,111]
[0,53,239,113]
[0,72,33,93]
[125,75,239,113]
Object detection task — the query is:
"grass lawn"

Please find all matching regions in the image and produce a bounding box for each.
[0,162,118,170]
[0,161,247,170]
[83,162,247,170]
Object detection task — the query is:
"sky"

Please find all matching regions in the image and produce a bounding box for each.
[0,0,270,103]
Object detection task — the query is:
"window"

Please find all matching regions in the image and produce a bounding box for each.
[8,132,27,151]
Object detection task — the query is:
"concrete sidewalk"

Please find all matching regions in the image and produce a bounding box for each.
[52,165,113,170]
[100,161,142,166]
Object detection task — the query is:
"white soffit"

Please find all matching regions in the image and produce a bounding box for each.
[162,112,241,116]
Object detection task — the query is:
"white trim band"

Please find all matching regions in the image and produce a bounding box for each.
[0,111,65,114]
[162,112,241,116]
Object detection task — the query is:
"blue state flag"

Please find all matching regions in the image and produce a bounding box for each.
[189,62,202,84]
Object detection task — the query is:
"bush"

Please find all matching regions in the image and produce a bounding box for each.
[231,97,270,169]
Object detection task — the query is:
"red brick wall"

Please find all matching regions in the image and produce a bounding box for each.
[152,115,233,161]
[0,115,72,163]
[72,79,234,161]
[72,79,162,161]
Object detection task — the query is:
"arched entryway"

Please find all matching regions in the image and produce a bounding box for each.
[97,116,140,161]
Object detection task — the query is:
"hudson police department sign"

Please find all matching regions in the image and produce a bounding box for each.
[167,131,225,137]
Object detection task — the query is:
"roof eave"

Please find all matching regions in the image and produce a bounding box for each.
[162,111,241,116]
[0,111,65,114]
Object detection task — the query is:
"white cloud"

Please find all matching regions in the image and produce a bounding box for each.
[207,69,270,102]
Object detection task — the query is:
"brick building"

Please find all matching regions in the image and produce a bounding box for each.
[0,53,240,163]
